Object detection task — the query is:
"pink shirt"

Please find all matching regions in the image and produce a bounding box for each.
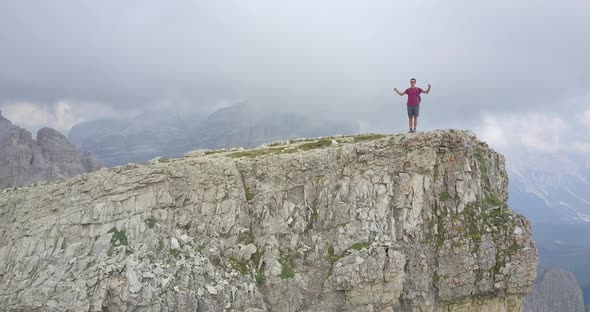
[405,87,423,106]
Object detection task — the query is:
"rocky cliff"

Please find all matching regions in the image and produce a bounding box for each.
[0,130,537,311]
[0,111,101,188]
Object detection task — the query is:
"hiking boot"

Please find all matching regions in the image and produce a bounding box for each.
[408,129,413,133]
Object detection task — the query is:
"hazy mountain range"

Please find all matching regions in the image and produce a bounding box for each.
[508,153,590,223]
[507,153,590,304]
[67,103,359,167]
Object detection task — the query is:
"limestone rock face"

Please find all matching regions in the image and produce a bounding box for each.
[0,130,537,311]
[524,267,585,312]
[0,111,100,188]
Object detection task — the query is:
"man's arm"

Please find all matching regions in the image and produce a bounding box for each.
[422,84,432,94]
[394,88,406,96]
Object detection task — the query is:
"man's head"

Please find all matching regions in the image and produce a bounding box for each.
[410,78,416,86]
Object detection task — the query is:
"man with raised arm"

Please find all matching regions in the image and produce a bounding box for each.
[394,78,431,133]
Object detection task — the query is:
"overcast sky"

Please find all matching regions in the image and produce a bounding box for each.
[1,0,589,160]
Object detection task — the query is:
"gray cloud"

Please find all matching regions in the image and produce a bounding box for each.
[1,0,589,134]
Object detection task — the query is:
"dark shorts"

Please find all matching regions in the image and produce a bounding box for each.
[407,105,420,118]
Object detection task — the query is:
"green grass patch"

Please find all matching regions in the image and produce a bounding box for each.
[349,242,370,251]
[486,195,503,206]
[474,147,488,176]
[226,149,275,158]
[508,243,522,255]
[488,207,513,230]
[492,253,506,276]
[435,214,445,250]
[298,138,333,151]
[475,269,485,282]
[251,250,264,267]
[440,191,452,201]
[255,269,266,285]
[279,255,296,279]
[491,243,521,277]
[245,188,255,201]
[309,206,319,227]
[461,203,482,244]
[224,137,339,159]
[170,248,181,258]
[291,138,316,143]
[326,244,343,264]
[353,134,386,142]
[269,140,289,146]
[226,147,297,159]
[108,227,128,246]
[228,257,250,275]
[252,250,266,285]
[145,216,158,229]
[433,272,441,285]
[158,157,170,163]
[238,231,255,246]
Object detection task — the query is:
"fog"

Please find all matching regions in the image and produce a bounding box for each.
[1,1,589,145]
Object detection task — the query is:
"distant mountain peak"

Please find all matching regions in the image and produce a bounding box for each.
[0,114,101,188]
[524,267,585,312]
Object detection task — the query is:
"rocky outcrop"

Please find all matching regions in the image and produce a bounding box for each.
[0,130,537,311]
[524,267,585,312]
[0,111,100,189]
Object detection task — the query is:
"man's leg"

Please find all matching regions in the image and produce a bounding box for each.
[407,106,414,132]
[413,105,420,132]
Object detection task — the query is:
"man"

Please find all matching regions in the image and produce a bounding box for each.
[394,78,431,133]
